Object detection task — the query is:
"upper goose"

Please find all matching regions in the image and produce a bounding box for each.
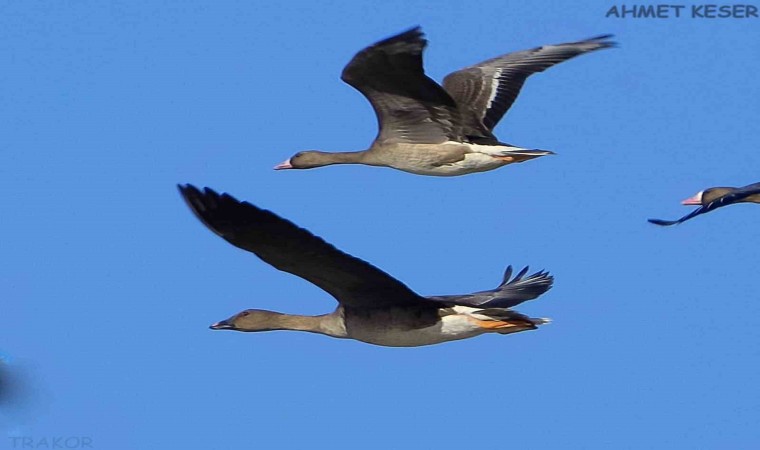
[274,27,614,176]
[649,182,760,226]
[178,184,553,347]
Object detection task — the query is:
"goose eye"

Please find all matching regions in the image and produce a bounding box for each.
[239,311,250,317]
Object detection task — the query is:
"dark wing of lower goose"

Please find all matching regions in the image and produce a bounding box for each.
[425,266,553,308]
[178,185,424,308]
[0,361,15,406]
[648,183,760,226]
[340,27,464,145]
[442,35,615,135]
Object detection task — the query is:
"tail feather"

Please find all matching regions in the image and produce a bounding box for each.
[502,149,555,157]
[476,308,549,323]
[473,142,555,158]
[471,309,550,334]
[531,317,552,326]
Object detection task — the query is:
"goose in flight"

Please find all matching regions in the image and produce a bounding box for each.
[649,182,760,226]
[178,184,553,347]
[274,27,614,176]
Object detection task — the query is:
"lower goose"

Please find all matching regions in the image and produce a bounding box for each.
[178,185,553,347]
[649,182,760,226]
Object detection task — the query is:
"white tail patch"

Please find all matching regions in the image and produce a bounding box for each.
[466,143,551,157]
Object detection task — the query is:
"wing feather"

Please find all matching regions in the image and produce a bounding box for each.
[426,266,553,309]
[178,185,424,308]
[443,35,615,134]
[341,27,464,144]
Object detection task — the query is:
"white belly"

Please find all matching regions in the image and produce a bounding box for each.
[389,143,527,177]
[438,152,508,175]
[391,152,504,177]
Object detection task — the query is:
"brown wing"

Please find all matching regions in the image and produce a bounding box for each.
[340,27,464,145]
[443,35,615,134]
[179,185,425,308]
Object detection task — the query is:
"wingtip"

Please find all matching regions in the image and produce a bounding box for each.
[402,25,424,39]
[377,26,427,51]
[576,34,618,50]
[589,33,615,41]
[587,33,616,43]
[648,218,676,227]
[177,183,196,202]
[177,183,206,198]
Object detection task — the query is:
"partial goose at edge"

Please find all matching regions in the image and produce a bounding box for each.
[648,182,760,226]
[178,184,553,347]
[275,27,615,177]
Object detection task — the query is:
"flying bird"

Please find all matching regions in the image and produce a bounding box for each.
[274,27,614,176]
[179,184,553,347]
[649,182,760,226]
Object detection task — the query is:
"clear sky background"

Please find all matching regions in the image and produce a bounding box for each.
[2,1,760,449]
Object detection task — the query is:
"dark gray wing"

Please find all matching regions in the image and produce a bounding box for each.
[0,357,25,408]
[0,361,15,406]
[443,35,615,134]
[341,27,464,145]
[738,181,760,193]
[648,183,760,226]
[179,185,424,308]
[425,266,553,308]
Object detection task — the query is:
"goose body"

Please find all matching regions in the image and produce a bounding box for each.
[275,27,614,177]
[179,185,553,347]
[310,142,541,176]
[649,182,760,226]
[343,305,547,347]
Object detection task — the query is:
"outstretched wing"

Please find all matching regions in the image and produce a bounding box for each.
[738,181,760,195]
[443,35,615,134]
[648,184,760,226]
[341,27,463,145]
[425,266,553,308]
[178,185,424,308]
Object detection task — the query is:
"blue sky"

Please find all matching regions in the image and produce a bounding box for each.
[2,0,760,448]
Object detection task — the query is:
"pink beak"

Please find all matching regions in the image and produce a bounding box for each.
[681,194,702,206]
[274,159,293,170]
